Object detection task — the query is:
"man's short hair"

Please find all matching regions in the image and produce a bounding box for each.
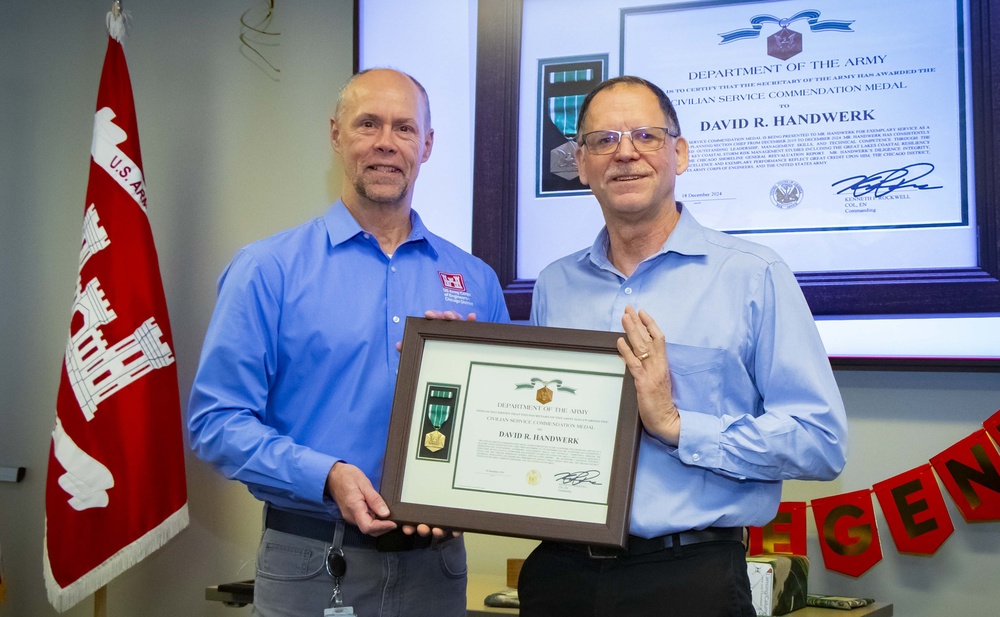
[576,75,680,140]
[334,68,432,129]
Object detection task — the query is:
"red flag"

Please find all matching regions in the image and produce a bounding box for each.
[748,501,808,556]
[984,409,1000,447]
[873,464,954,555]
[44,13,188,612]
[811,489,883,577]
[929,429,1000,522]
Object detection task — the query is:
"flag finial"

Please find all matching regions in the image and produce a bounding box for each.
[107,1,128,43]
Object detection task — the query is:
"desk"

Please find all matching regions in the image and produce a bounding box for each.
[208,575,893,617]
[466,574,518,616]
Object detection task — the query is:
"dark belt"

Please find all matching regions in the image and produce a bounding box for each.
[569,527,744,559]
[264,507,433,552]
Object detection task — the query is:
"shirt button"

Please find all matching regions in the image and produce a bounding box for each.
[392,316,400,323]
[692,453,701,462]
[390,266,397,272]
[624,287,633,295]
[363,233,371,239]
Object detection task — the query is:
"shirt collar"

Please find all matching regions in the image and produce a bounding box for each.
[324,200,439,258]
[582,203,710,270]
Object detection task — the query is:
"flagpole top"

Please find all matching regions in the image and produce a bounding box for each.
[107,1,128,43]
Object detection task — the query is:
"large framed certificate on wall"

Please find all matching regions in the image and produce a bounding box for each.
[471,0,1000,368]
[621,2,969,270]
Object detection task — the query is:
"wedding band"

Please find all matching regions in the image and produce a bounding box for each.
[638,352,650,361]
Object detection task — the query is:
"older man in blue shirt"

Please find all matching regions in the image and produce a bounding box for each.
[188,68,509,617]
[519,75,847,617]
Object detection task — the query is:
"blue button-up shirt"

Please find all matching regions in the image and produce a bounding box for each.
[188,202,510,518]
[531,205,847,538]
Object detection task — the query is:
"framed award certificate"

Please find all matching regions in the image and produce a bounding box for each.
[380,317,641,548]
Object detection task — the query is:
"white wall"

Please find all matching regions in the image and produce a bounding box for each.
[2,1,999,617]
[358,0,479,250]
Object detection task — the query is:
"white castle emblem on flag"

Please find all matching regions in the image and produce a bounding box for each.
[53,203,174,510]
[66,205,175,421]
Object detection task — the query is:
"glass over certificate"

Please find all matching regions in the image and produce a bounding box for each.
[622,0,975,273]
[381,318,640,548]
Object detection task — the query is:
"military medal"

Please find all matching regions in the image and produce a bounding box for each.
[515,377,577,405]
[547,93,587,180]
[535,386,553,405]
[550,140,579,180]
[768,26,802,60]
[424,402,450,453]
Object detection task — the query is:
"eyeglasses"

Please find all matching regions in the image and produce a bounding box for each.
[579,126,678,155]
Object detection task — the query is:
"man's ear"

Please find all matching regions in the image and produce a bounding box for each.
[421,128,434,163]
[674,136,689,175]
[574,143,590,186]
[330,117,342,154]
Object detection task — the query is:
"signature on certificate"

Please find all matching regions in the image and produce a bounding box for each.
[831,162,943,198]
[553,470,602,486]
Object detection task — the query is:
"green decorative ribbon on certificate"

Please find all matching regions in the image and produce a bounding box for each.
[515,377,577,405]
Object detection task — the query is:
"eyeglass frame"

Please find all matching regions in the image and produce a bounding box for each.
[577,126,680,155]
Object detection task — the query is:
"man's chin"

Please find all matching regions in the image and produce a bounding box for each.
[357,181,410,205]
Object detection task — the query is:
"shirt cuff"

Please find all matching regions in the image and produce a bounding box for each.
[299,450,341,507]
[675,408,724,468]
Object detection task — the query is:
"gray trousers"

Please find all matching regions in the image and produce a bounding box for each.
[251,526,467,617]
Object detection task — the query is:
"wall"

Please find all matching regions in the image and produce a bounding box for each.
[2,2,999,617]
[1,1,352,615]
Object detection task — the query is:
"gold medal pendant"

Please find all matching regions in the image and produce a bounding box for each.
[536,386,553,405]
[424,429,446,453]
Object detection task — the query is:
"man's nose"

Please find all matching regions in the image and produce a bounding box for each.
[614,133,641,159]
[373,126,397,151]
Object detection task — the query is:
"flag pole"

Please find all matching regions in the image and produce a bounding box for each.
[108,0,125,44]
[94,9,120,616]
[94,0,113,602]
[95,586,107,617]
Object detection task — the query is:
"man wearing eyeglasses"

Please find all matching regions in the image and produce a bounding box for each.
[518,75,848,617]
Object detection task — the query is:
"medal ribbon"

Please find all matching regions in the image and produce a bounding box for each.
[548,95,587,138]
[549,68,593,84]
[427,404,450,429]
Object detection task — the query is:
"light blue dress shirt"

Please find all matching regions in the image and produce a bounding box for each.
[188,201,510,519]
[531,205,847,538]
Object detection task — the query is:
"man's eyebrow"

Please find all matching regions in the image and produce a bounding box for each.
[352,112,419,126]
[353,112,380,124]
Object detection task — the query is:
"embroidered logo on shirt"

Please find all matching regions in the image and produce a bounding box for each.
[439,272,473,306]
[438,272,466,292]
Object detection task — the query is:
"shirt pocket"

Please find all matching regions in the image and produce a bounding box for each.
[666,343,725,416]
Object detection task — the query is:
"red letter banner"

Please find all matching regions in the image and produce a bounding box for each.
[749,501,808,556]
[43,15,188,612]
[873,464,953,555]
[930,430,1000,522]
[984,409,1000,448]
[812,489,883,577]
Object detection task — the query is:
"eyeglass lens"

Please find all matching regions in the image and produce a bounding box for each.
[583,127,670,154]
